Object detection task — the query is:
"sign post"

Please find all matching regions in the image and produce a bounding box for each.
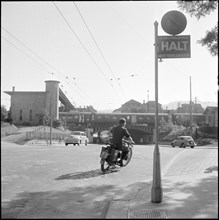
[151,21,163,203]
[151,10,190,203]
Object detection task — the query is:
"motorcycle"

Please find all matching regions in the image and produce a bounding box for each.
[100,139,134,172]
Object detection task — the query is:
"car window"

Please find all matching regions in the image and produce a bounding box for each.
[72,131,81,135]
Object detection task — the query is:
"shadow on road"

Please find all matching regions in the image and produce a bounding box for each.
[204,165,218,173]
[55,168,119,180]
[1,174,217,219]
[131,174,218,219]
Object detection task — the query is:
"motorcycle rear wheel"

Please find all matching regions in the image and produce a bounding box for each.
[101,159,110,172]
[122,148,133,167]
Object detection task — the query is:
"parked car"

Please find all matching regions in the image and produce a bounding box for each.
[171,136,196,148]
[64,131,89,146]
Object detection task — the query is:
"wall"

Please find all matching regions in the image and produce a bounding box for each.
[11,92,46,125]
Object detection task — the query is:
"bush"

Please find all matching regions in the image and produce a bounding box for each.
[198,125,218,138]
[1,105,8,122]
[52,119,62,128]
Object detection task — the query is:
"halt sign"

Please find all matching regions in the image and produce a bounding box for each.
[157,35,191,58]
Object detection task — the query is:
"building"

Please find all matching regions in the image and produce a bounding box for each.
[114,99,163,113]
[176,102,204,113]
[142,100,163,113]
[203,106,218,127]
[4,80,75,126]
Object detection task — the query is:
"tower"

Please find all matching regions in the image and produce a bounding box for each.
[45,80,60,120]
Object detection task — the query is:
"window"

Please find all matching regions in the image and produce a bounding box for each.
[29,110,32,121]
[19,110,22,121]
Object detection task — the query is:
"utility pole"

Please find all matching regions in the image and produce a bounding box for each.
[190,76,193,136]
[49,95,52,145]
[151,21,162,203]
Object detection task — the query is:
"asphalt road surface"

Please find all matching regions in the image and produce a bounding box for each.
[1,141,217,218]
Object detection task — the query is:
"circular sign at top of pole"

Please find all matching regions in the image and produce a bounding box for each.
[161,10,187,35]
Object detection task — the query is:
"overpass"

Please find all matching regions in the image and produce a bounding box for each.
[59,88,75,111]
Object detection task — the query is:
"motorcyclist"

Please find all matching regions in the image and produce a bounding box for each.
[109,118,134,166]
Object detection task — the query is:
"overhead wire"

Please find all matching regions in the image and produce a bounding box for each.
[2,26,67,81]
[52,1,123,104]
[107,3,154,82]
[1,35,52,74]
[1,26,98,105]
[52,2,110,83]
[73,1,127,101]
[1,30,91,106]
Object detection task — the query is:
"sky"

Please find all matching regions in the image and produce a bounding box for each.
[1,1,218,112]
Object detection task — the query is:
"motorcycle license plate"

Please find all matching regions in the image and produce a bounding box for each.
[101,151,108,159]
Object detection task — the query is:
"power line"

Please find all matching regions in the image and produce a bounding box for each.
[1,26,67,80]
[73,1,126,101]
[1,27,93,105]
[1,35,52,74]
[52,1,123,102]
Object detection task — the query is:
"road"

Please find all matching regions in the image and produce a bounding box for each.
[1,141,217,218]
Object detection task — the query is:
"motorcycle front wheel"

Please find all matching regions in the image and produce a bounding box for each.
[122,148,133,167]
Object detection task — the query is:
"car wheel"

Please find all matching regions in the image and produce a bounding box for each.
[190,146,194,148]
[171,143,175,147]
[65,143,68,146]
[73,144,76,146]
[181,143,186,148]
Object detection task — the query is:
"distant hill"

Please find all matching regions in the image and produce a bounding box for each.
[163,101,217,110]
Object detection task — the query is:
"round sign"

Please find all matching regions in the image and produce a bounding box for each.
[161,10,187,35]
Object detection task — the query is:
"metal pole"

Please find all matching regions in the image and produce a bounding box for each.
[151,21,163,203]
[50,95,52,145]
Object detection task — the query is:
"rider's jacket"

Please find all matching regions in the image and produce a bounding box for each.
[109,125,130,150]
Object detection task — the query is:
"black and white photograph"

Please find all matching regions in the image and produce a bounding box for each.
[1,1,218,219]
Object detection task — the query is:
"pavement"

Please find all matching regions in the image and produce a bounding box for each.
[104,147,218,219]
[1,140,218,219]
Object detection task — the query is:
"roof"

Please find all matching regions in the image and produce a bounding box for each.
[203,106,218,114]
[4,91,46,96]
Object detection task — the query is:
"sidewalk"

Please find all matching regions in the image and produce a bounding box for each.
[105,153,218,219]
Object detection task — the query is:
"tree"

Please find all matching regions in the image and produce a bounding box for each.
[177,0,218,56]
[1,105,8,122]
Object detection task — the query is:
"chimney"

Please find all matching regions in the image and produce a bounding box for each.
[12,86,15,92]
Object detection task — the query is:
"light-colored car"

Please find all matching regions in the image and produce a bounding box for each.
[171,136,196,148]
[64,131,89,146]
